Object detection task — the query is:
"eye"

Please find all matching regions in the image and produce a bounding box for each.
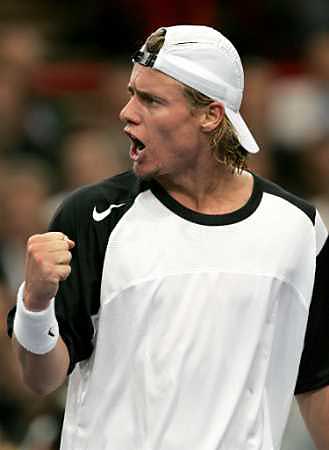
[141,93,158,105]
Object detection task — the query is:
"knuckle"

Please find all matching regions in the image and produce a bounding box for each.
[61,265,72,280]
[54,231,66,241]
[45,231,61,238]
[27,234,40,245]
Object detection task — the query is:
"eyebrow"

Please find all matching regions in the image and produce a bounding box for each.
[128,84,165,103]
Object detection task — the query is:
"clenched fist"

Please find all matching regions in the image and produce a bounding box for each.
[24,232,75,311]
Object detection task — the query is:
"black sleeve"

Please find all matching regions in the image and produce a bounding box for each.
[295,236,329,394]
[49,191,103,374]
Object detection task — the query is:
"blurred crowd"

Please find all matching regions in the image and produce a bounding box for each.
[0,1,328,449]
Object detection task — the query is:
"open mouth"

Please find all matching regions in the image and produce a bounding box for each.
[126,132,146,161]
[131,136,145,151]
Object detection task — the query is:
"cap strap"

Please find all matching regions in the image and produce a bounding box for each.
[132,50,157,68]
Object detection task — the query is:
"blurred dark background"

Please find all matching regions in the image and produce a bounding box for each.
[0,1,328,449]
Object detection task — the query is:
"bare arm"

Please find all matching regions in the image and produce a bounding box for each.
[297,385,329,450]
[13,232,75,395]
[13,335,69,395]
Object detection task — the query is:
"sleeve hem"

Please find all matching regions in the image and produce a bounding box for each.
[295,375,329,395]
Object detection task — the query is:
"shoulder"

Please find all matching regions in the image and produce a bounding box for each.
[50,171,149,225]
[254,173,316,225]
[60,171,148,211]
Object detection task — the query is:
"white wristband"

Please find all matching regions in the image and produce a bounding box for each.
[13,282,59,355]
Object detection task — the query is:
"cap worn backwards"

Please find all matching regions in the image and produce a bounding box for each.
[133,25,259,154]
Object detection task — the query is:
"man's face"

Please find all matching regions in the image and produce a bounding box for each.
[120,64,205,179]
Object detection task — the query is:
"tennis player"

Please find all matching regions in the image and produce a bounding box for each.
[8,25,329,450]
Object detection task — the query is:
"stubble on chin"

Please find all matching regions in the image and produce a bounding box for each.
[132,163,161,181]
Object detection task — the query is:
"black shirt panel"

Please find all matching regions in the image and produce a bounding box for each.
[295,235,329,394]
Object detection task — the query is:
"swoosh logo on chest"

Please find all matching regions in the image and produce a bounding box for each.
[92,202,126,222]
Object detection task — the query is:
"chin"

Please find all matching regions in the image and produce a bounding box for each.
[132,162,161,180]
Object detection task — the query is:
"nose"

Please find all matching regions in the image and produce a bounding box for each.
[119,97,140,125]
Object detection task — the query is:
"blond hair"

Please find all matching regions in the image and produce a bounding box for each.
[145,28,248,173]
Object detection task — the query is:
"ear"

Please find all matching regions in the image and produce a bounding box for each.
[200,102,225,132]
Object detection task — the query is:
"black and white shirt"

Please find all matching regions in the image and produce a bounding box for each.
[8,171,329,450]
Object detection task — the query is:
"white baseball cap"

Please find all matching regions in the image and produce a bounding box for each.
[133,25,259,153]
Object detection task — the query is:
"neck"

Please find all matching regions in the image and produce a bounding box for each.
[154,163,253,215]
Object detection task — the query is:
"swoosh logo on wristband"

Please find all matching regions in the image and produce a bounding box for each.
[48,327,56,337]
[92,202,126,222]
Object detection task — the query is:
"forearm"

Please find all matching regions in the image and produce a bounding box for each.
[297,386,329,450]
[13,335,70,395]
[13,282,70,395]
[11,232,75,395]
